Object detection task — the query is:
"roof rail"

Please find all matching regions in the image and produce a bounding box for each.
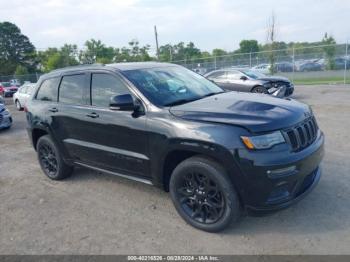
[50,63,105,73]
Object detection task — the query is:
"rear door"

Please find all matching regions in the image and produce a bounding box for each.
[206,71,229,89]
[54,72,91,161]
[63,70,150,178]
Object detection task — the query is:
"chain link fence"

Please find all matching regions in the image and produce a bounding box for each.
[0,43,349,86]
[173,43,350,85]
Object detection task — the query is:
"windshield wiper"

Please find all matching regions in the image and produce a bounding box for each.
[164,92,225,107]
[202,91,225,98]
[164,98,199,107]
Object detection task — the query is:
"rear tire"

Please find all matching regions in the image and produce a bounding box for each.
[252,85,268,94]
[37,135,73,180]
[15,100,22,111]
[169,156,240,232]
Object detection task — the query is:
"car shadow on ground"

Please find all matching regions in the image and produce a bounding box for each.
[65,164,349,236]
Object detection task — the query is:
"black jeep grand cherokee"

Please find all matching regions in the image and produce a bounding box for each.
[26,62,324,232]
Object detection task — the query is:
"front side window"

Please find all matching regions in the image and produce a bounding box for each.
[91,73,130,108]
[123,66,223,107]
[59,74,85,104]
[241,70,265,79]
[36,77,60,102]
[226,71,241,80]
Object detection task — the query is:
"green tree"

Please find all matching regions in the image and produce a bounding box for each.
[0,22,36,75]
[322,33,336,70]
[212,49,227,57]
[238,40,259,54]
[80,39,115,64]
[159,44,173,62]
[38,45,79,72]
[14,65,29,75]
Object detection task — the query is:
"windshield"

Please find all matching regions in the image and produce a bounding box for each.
[241,70,266,79]
[123,66,223,107]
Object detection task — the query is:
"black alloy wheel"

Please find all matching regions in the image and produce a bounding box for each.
[176,171,225,224]
[170,156,240,232]
[38,143,58,178]
[37,135,73,180]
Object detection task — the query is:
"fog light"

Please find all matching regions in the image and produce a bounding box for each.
[267,165,297,179]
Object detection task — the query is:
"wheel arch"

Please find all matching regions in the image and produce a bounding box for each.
[159,141,244,197]
[250,84,265,92]
[31,127,49,150]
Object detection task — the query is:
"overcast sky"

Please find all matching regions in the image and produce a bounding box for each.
[1,0,349,53]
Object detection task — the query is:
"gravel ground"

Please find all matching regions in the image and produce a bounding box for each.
[0,85,350,255]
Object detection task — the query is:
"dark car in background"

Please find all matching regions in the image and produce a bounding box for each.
[276,62,294,72]
[334,57,350,70]
[204,69,294,97]
[26,62,323,232]
[0,82,19,97]
[297,61,323,72]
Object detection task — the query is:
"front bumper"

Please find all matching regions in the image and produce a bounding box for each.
[270,85,294,97]
[237,130,324,213]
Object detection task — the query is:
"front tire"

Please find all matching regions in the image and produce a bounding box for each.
[37,135,73,180]
[169,156,240,232]
[252,85,268,94]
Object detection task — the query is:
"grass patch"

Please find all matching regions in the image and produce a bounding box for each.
[293,77,350,85]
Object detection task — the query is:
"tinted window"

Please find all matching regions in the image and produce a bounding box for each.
[208,71,226,79]
[123,66,223,107]
[36,78,60,101]
[91,73,129,107]
[59,74,85,104]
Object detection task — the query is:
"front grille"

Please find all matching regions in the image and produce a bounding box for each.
[284,117,318,152]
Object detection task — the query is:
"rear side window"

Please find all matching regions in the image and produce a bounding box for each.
[208,71,226,79]
[91,73,129,107]
[36,78,60,101]
[59,74,85,104]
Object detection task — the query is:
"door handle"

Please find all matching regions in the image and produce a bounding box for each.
[86,112,99,118]
[48,107,58,113]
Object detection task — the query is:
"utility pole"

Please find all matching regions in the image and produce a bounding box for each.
[345,40,348,84]
[154,25,160,61]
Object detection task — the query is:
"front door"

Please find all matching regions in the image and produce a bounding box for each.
[66,71,150,179]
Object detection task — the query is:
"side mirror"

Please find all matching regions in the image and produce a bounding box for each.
[240,75,248,81]
[109,94,135,111]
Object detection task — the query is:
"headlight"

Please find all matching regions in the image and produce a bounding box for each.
[241,131,285,150]
[3,109,10,115]
[263,82,272,88]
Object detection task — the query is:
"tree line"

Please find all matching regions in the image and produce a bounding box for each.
[0,21,338,77]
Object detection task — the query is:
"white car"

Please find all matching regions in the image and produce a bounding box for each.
[13,83,36,111]
[251,64,271,74]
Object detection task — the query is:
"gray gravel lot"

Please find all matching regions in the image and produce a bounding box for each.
[0,85,350,255]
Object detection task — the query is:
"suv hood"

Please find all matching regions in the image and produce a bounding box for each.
[169,92,310,133]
